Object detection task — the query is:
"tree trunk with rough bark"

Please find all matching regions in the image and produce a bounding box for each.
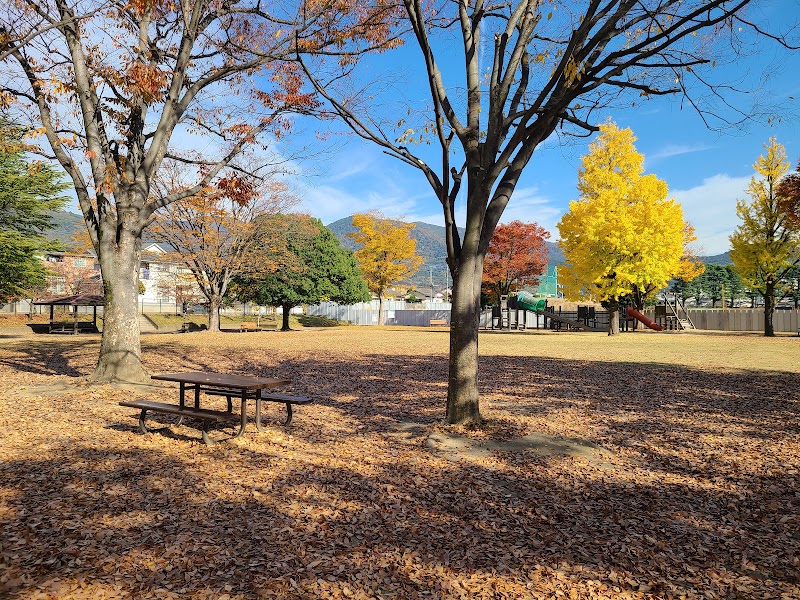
[764,281,776,337]
[605,300,621,336]
[378,293,385,326]
[281,303,291,331]
[90,237,147,383]
[208,296,221,332]
[446,251,484,425]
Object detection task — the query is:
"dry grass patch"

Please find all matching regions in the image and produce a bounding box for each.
[0,327,798,599]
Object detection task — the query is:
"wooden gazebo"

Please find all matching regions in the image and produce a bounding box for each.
[32,294,104,334]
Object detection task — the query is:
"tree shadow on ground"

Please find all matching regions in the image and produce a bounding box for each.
[1,437,797,598]
[0,338,90,377]
[2,340,798,597]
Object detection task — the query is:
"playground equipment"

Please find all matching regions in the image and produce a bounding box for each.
[492,291,676,333]
[627,307,664,331]
[655,293,695,330]
[491,292,607,332]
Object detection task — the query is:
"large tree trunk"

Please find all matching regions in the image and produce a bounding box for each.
[764,281,775,337]
[605,300,621,336]
[208,296,221,331]
[378,293,385,326]
[90,239,147,383]
[446,253,483,425]
[281,303,291,331]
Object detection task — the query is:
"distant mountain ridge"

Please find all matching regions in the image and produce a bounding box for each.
[43,211,732,288]
[46,210,84,248]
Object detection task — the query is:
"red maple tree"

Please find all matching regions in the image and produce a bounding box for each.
[482,221,549,304]
[778,158,800,230]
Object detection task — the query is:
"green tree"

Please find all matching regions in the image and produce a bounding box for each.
[0,120,68,302]
[234,216,370,331]
[730,139,800,336]
[699,264,730,308]
[783,266,800,308]
[725,266,746,308]
[558,123,698,335]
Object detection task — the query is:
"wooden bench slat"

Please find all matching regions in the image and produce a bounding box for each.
[204,389,312,405]
[259,393,313,405]
[119,399,238,421]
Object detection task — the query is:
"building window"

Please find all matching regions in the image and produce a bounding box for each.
[73,257,87,267]
[50,277,66,294]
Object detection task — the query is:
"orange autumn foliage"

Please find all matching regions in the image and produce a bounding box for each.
[482,220,549,303]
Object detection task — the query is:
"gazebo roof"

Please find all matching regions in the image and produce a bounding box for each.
[34,294,105,307]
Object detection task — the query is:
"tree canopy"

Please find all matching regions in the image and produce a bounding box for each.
[234,215,370,330]
[348,212,423,325]
[149,163,296,331]
[558,122,699,334]
[301,0,787,422]
[0,119,68,302]
[730,138,800,336]
[0,0,399,381]
[482,220,549,304]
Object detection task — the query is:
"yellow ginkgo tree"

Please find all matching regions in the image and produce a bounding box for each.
[557,122,700,335]
[730,138,800,337]
[349,212,423,325]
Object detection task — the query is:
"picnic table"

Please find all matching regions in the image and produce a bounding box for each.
[119,371,311,445]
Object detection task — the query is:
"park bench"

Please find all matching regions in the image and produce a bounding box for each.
[204,389,312,425]
[240,322,263,332]
[429,319,448,327]
[119,399,240,445]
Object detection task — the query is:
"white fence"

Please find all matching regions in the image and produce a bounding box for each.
[307,300,452,326]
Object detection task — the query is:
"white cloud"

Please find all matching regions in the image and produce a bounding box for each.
[496,187,563,239]
[647,143,714,163]
[672,173,751,255]
[298,179,429,224]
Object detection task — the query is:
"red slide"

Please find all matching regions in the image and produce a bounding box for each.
[626,307,664,331]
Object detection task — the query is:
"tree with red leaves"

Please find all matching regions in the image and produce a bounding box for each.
[482,221,549,305]
[778,158,800,230]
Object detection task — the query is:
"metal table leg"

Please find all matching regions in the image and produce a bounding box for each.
[255,390,266,432]
[232,390,247,438]
[176,383,185,426]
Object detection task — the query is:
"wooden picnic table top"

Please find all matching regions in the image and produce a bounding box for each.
[151,371,291,391]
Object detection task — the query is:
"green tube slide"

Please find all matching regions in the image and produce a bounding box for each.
[515,291,545,312]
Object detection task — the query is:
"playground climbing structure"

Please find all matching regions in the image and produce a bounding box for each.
[655,293,695,330]
[505,292,608,332]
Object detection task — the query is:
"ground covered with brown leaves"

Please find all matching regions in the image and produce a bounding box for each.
[0,327,798,599]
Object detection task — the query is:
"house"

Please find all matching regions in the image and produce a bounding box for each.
[42,250,101,297]
[138,243,204,312]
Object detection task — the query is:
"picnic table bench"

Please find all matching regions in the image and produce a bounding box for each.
[204,389,312,426]
[118,372,307,445]
[429,319,448,327]
[119,399,240,446]
[48,320,99,334]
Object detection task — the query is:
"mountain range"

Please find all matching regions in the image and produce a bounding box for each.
[44,211,731,289]
[325,216,731,288]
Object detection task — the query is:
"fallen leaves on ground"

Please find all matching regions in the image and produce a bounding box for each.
[0,328,798,599]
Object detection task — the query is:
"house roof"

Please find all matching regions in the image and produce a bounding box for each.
[33,293,105,306]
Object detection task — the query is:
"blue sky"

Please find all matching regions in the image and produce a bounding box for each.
[293,1,800,256]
